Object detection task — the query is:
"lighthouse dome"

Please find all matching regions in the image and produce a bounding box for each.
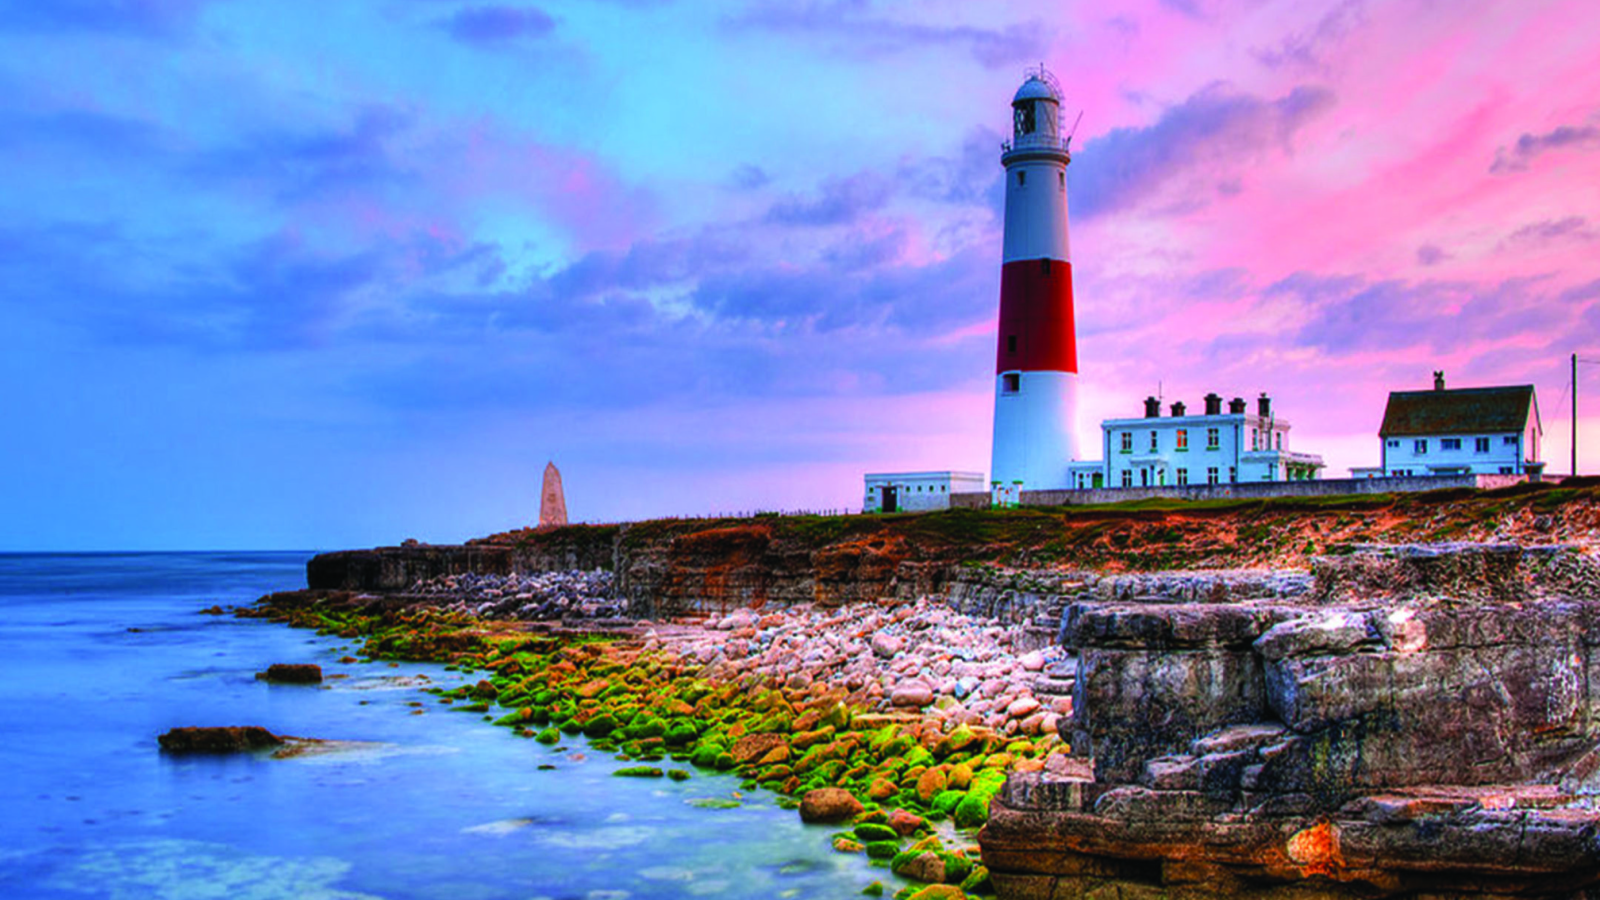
[1013,75,1059,105]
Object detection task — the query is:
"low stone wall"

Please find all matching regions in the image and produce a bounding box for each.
[1021,473,1499,507]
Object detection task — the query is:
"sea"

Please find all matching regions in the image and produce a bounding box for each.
[0,552,896,900]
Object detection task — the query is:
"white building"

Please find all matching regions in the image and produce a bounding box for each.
[1368,373,1543,477]
[864,471,987,513]
[1073,393,1325,490]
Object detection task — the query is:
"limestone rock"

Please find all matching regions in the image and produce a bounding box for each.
[798,787,863,823]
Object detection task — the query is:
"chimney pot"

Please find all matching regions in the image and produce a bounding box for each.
[1433,370,1445,391]
[1258,393,1272,417]
[1204,393,1222,416]
[1144,396,1161,418]
[1171,401,1186,417]
[1228,397,1246,414]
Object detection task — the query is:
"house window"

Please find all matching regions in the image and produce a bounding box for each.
[1500,466,1515,474]
[1177,468,1189,485]
[1275,432,1282,450]
[1176,429,1188,451]
[1140,469,1148,487]
[1414,439,1427,455]
[1475,437,1490,453]
[1503,436,1518,445]
[1229,466,1237,482]
[1441,438,1461,451]
[1121,470,1132,487]
[1149,431,1158,451]
[1206,466,1219,485]
[1251,429,1259,451]
[1206,427,1220,450]
[1387,439,1400,448]
[1002,373,1020,393]
[1120,432,1132,453]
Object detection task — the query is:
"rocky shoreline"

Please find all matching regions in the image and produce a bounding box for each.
[261,487,1600,899]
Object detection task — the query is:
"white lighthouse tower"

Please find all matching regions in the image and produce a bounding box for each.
[990,67,1078,500]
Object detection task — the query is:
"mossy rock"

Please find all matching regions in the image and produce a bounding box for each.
[534,727,560,744]
[833,837,864,853]
[959,865,991,895]
[947,762,973,791]
[853,822,899,844]
[953,792,991,829]
[862,881,885,896]
[613,766,663,778]
[625,716,667,739]
[667,769,691,782]
[688,797,741,809]
[931,790,965,815]
[864,840,900,860]
[583,714,620,738]
[492,708,531,727]
[665,722,699,747]
[906,885,966,900]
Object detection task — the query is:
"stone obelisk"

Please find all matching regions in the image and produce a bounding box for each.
[538,462,567,528]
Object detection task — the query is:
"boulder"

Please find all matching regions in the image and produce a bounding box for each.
[799,787,864,823]
[158,726,283,753]
[257,663,323,684]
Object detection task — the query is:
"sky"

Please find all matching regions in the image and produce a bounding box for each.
[2,0,1598,550]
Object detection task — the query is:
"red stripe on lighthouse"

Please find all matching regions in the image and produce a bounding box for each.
[995,258,1077,374]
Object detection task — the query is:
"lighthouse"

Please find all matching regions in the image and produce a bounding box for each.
[990,67,1078,499]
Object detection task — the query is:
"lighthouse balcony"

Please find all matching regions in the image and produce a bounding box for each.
[1002,133,1070,153]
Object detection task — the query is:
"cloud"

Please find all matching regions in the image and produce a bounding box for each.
[728,164,771,189]
[440,5,556,45]
[1071,83,1336,219]
[0,0,206,36]
[764,172,893,227]
[1253,0,1365,72]
[725,2,1047,68]
[1416,244,1449,266]
[1503,216,1596,250]
[1490,122,1600,174]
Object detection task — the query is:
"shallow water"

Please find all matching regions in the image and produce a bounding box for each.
[0,553,899,899]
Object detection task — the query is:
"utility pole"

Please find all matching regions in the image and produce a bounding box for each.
[1577,352,1581,479]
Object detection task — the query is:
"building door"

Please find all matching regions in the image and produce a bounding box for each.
[882,486,897,513]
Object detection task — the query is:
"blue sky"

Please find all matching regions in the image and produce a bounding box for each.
[3,0,1598,549]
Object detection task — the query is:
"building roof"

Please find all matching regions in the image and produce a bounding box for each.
[1013,75,1059,104]
[1378,385,1538,437]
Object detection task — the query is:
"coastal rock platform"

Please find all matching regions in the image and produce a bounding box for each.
[978,544,1600,898]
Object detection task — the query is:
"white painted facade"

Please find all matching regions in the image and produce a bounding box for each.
[1070,398,1325,490]
[864,471,986,513]
[992,371,1078,493]
[1379,432,1539,476]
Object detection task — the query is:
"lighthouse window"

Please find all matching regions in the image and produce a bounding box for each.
[1040,258,1051,276]
[1017,171,1026,187]
[1002,373,1020,393]
[1059,171,1065,189]
[1006,335,1017,353]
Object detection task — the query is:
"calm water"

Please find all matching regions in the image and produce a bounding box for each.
[0,553,894,900]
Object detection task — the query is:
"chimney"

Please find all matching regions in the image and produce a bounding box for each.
[1144,396,1161,418]
[1204,393,1222,416]
[1258,393,1272,417]
[1228,397,1246,414]
[1171,401,1186,417]
[1433,370,1445,391]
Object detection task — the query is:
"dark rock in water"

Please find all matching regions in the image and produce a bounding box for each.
[257,663,323,684]
[158,726,284,753]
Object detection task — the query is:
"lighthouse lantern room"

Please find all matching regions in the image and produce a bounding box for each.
[990,67,1079,501]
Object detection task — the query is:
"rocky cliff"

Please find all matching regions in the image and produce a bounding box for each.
[980,543,1600,898]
